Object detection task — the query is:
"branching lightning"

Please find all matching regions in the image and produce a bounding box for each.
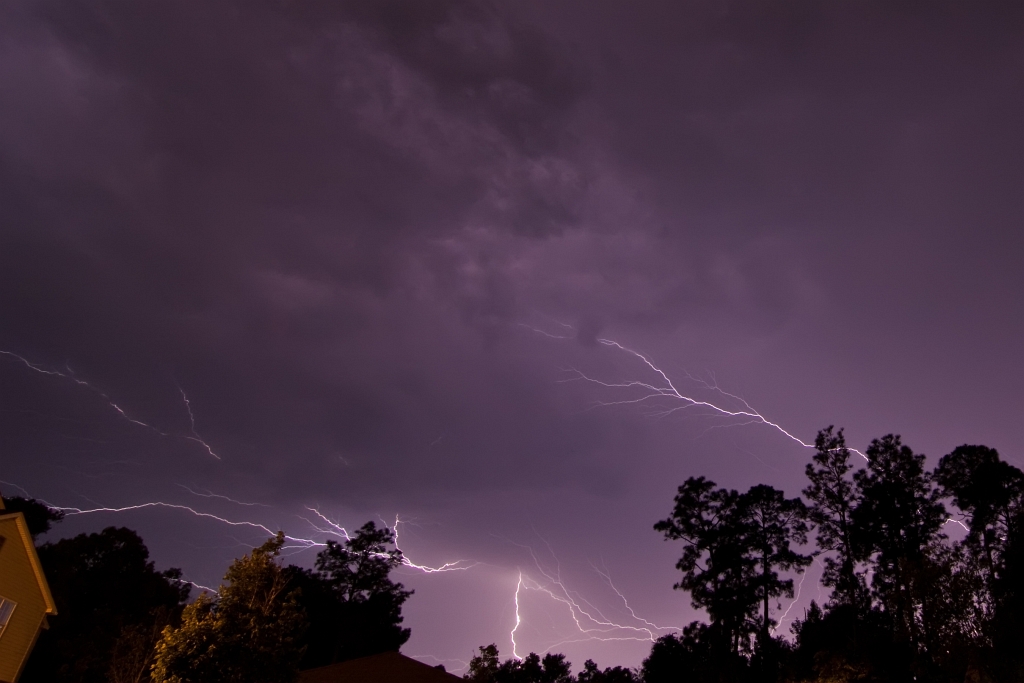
[178,484,269,507]
[8,329,852,664]
[592,561,681,636]
[504,538,680,658]
[524,327,869,461]
[57,501,325,549]
[567,338,819,452]
[391,515,478,573]
[1,350,221,459]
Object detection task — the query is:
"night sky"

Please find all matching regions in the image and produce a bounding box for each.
[2,1,1023,674]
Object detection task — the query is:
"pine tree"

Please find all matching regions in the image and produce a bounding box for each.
[802,427,865,608]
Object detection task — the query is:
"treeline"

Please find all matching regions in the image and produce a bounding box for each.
[643,428,1024,683]
[465,429,1024,683]
[6,501,414,683]
[11,427,1024,682]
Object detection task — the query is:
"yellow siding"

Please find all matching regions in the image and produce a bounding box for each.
[0,517,48,683]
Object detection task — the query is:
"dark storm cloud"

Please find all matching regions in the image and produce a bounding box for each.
[0,0,639,507]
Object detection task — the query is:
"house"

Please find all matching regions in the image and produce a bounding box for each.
[0,496,57,683]
[299,651,463,683]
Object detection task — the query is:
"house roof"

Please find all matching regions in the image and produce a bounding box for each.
[0,512,58,615]
[298,651,463,683]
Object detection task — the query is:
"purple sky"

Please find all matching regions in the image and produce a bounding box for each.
[2,1,1023,673]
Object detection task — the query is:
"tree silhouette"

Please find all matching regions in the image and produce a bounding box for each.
[464,645,574,683]
[21,527,188,683]
[802,427,865,609]
[641,621,750,683]
[289,520,413,667]
[934,444,1024,576]
[853,435,946,649]
[576,659,636,683]
[738,484,811,643]
[2,495,64,538]
[656,477,811,665]
[655,477,757,655]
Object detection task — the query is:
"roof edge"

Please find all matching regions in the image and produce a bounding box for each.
[0,512,57,615]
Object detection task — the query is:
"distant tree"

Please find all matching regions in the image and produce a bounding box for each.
[151,533,306,683]
[2,495,64,538]
[802,427,865,608]
[20,527,188,683]
[852,435,946,648]
[576,659,636,683]
[654,477,757,656]
[289,521,413,667]
[464,645,573,683]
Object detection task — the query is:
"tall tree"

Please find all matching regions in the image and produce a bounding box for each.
[737,484,811,642]
[655,477,758,656]
[21,527,189,683]
[290,521,413,667]
[852,434,946,647]
[151,533,307,683]
[802,426,864,608]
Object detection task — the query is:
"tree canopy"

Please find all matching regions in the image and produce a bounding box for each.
[288,520,413,667]
[22,526,189,683]
[151,533,306,683]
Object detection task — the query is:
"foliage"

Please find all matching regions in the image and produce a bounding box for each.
[465,644,575,683]
[2,494,65,538]
[288,520,413,667]
[788,601,912,682]
[654,477,758,653]
[935,445,1024,576]
[150,533,306,683]
[852,434,947,647]
[576,659,637,683]
[802,427,865,609]
[21,526,189,683]
[108,607,175,683]
[739,484,811,642]
[655,478,811,658]
[641,622,749,683]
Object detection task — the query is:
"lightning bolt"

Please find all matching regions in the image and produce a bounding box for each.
[525,327,868,460]
[771,560,817,635]
[1,350,221,459]
[178,484,269,507]
[390,515,478,573]
[592,561,681,635]
[56,501,325,549]
[512,571,524,659]
[569,338,816,449]
[179,578,220,594]
[503,537,679,658]
[945,517,970,532]
[177,387,221,459]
